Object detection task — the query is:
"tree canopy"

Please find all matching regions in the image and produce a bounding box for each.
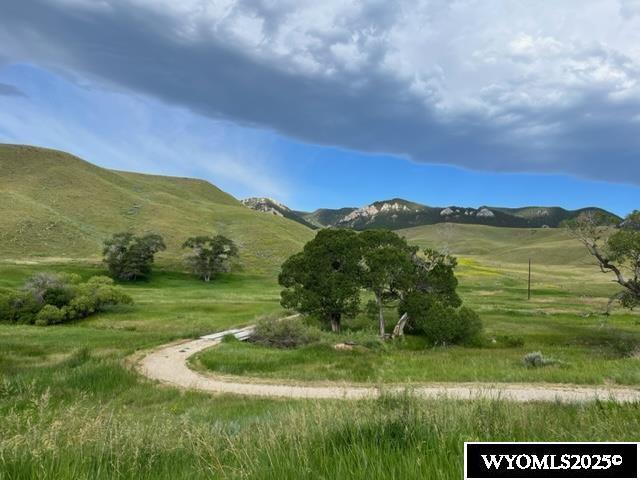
[279,228,478,342]
[102,232,166,281]
[182,235,238,282]
[279,229,362,332]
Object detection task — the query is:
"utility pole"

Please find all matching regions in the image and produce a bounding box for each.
[528,258,532,300]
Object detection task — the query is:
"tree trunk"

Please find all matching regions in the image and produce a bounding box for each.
[392,312,409,338]
[376,294,385,337]
[330,313,341,333]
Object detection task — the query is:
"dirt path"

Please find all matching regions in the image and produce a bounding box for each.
[136,326,640,403]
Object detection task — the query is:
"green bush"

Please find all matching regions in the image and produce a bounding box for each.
[35,305,66,326]
[250,316,321,348]
[456,307,483,346]
[0,273,133,326]
[410,300,483,346]
[0,289,40,324]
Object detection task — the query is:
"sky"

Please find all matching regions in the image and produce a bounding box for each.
[0,0,639,216]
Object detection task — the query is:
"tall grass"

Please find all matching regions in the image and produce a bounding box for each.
[2,378,639,480]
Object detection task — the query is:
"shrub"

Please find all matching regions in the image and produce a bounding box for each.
[0,273,133,326]
[35,305,65,326]
[22,272,75,307]
[523,351,556,368]
[456,307,483,346]
[65,295,97,319]
[250,316,320,348]
[77,276,132,312]
[411,300,483,346]
[0,289,40,324]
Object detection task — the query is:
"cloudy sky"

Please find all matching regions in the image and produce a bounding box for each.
[1,0,639,215]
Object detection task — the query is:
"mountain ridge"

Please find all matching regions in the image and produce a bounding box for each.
[243,197,621,230]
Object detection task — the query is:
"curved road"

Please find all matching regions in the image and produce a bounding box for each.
[137,326,640,403]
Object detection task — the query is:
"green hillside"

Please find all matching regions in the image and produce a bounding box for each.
[399,223,595,266]
[0,144,314,273]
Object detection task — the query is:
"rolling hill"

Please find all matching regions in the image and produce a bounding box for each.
[0,144,314,273]
[399,223,593,266]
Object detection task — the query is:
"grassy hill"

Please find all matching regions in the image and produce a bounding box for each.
[399,223,595,266]
[0,144,314,273]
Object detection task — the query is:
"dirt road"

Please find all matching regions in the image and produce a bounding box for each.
[136,326,640,403]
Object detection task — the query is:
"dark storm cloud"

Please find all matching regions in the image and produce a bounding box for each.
[0,82,26,97]
[1,0,639,184]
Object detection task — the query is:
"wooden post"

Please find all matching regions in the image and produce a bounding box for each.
[528,258,531,300]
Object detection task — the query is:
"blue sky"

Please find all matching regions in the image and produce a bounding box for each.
[1,1,639,216]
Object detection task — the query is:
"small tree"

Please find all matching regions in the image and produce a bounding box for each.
[279,229,362,332]
[360,230,415,337]
[182,235,238,282]
[567,211,640,311]
[102,232,166,281]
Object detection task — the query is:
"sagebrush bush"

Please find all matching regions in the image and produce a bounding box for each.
[0,273,132,326]
[250,315,320,348]
[523,351,555,368]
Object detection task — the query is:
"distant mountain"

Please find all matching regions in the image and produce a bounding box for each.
[241,197,318,229]
[299,207,357,229]
[299,198,621,230]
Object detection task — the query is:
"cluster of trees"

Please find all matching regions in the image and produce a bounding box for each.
[102,232,238,282]
[279,228,481,344]
[568,210,640,312]
[0,231,240,327]
[0,273,132,326]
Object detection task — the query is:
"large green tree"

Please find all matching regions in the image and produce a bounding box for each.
[183,235,238,282]
[568,210,640,311]
[279,229,362,332]
[360,230,415,337]
[102,232,166,281]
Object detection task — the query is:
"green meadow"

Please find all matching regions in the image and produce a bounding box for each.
[1,146,639,478]
[196,257,640,386]
[1,256,640,479]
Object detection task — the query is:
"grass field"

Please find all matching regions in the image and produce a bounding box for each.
[2,223,640,478]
